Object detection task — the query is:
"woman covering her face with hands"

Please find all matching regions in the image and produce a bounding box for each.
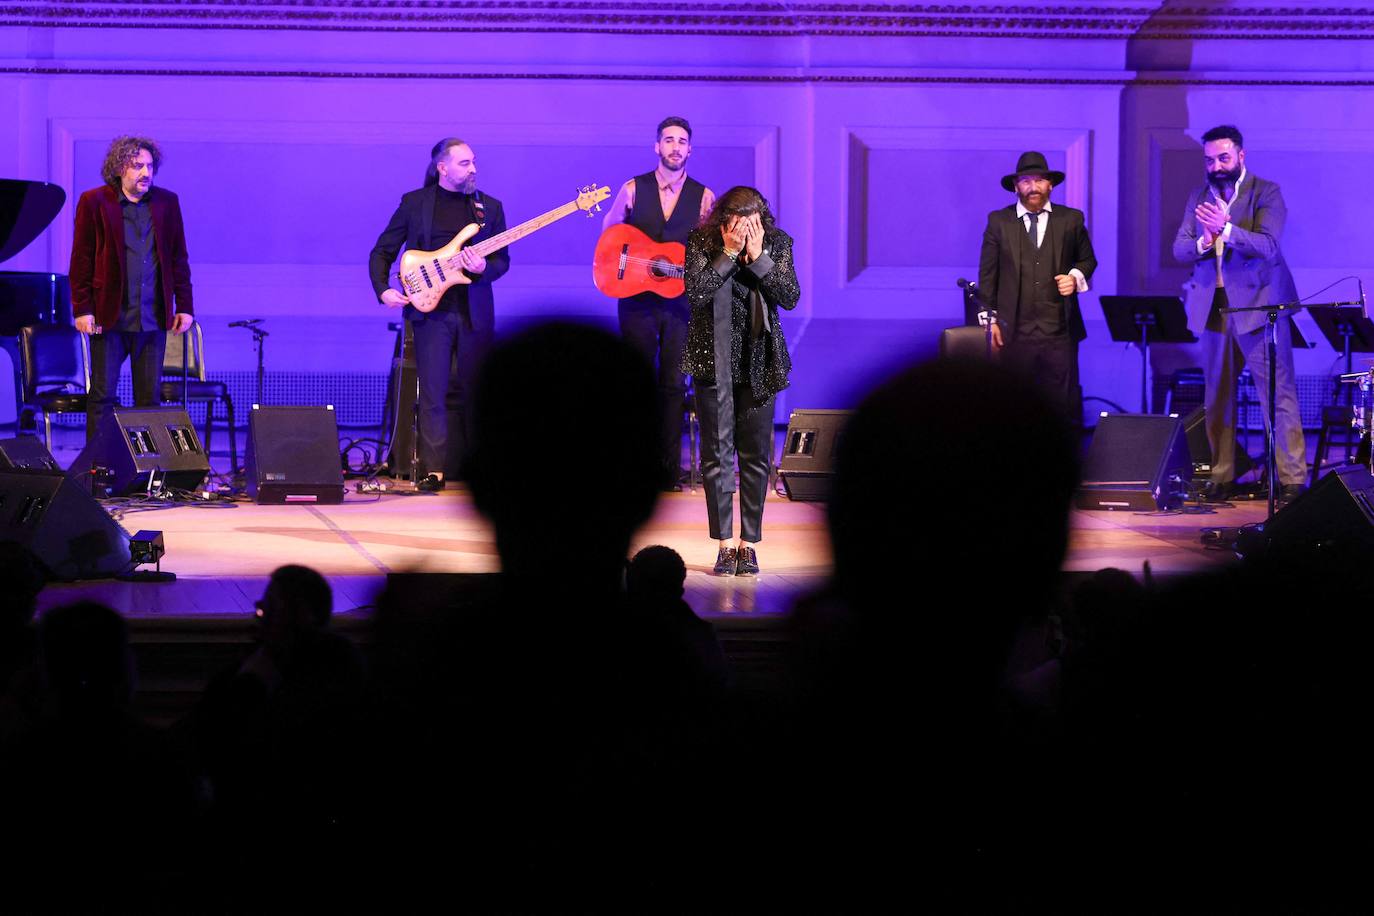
[681,186,801,577]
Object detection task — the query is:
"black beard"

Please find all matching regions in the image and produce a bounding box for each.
[1208,169,1238,189]
[660,154,685,172]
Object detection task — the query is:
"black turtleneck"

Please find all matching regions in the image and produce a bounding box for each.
[432,185,478,313]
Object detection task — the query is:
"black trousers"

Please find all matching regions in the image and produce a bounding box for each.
[695,377,774,543]
[619,293,689,483]
[1001,330,1080,424]
[413,310,491,476]
[87,329,166,439]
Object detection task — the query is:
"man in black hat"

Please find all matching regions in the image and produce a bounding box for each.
[978,151,1097,421]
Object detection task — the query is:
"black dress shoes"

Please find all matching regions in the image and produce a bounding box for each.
[1204,480,1237,502]
[735,545,759,577]
[417,474,446,492]
[1279,483,1307,505]
[713,547,737,576]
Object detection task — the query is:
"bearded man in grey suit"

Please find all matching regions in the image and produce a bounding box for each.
[1173,125,1307,502]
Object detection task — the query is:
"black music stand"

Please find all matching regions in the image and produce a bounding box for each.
[1310,306,1374,383]
[1309,306,1374,463]
[1100,296,1196,413]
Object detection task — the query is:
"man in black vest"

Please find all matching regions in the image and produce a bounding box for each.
[370,138,509,491]
[604,116,716,490]
[978,151,1097,422]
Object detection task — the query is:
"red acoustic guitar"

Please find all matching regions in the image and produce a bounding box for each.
[592,223,686,299]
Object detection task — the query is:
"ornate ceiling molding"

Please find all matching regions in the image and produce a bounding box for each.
[6,65,1374,86]
[2,2,1372,39]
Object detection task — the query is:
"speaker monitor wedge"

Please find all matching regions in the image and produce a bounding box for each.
[0,436,61,471]
[1258,464,1374,559]
[0,468,131,579]
[1077,413,1191,511]
[778,409,852,502]
[68,407,210,496]
[1179,406,1251,481]
[246,405,345,504]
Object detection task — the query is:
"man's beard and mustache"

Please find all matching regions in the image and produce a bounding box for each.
[1017,188,1047,211]
[660,152,686,172]
[1208,166,1240,190]
[457,173,478,194]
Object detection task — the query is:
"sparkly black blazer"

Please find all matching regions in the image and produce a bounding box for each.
[680,226,800,400]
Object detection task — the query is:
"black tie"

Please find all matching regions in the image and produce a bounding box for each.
[1026,211,1040,248]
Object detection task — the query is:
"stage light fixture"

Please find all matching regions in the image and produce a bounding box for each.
[119,529,176,582]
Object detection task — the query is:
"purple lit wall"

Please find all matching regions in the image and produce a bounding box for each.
[4,2,1374,426]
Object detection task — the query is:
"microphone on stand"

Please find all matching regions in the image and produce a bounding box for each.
[958,278,996,328]
[228,319,263,328]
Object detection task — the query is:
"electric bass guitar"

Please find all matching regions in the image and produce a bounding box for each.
[592,223,686,299]
[399,184,611,313]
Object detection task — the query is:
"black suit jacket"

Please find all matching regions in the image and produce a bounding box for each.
[978,203,1097,343]
[368,185,510,329]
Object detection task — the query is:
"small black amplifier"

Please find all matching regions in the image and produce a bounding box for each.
[778,409,852,502]
[246,405,345,505]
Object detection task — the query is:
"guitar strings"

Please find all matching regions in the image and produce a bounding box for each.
[617,255,685,275]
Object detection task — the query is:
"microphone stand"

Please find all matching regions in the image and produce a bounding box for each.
[230,319,270,406]
[1222,294,1363,520]
[960,281,996,359]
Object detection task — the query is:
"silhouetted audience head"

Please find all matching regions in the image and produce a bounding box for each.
[253,564,333,668]
[466,322,659,583]
[260,564,333,629]
[627,545,687,601]
[829,358,1078,618]
[37,601,134,714]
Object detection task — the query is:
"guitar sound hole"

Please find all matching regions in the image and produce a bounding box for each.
[649,257,671,279]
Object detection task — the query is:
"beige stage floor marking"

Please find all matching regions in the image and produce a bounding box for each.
[306,505,392,573]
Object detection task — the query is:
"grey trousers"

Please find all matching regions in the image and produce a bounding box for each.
[1202,318,1307,486]
[695,377,774,543]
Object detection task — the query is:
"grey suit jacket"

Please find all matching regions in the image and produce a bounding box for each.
[1172,173,1297,336]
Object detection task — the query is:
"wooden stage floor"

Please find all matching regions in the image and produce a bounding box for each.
[35,482,1267,621]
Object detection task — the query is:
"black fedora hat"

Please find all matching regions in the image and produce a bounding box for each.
[1001,151,1065,192]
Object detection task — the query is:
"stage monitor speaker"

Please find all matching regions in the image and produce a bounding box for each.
[68,407,210,496]
[0,436,61,471]
[1077,413,1190,511]
[1257,464,1374,560]
[778,409,852,502]
[246,405,345,504]
[1179,406,1252,481]
[0,469,131,579]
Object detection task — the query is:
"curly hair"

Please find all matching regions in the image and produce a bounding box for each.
[100,136,163,188]
[702,186,776,240]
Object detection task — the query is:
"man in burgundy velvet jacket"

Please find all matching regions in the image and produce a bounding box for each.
[69,135,193,439]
